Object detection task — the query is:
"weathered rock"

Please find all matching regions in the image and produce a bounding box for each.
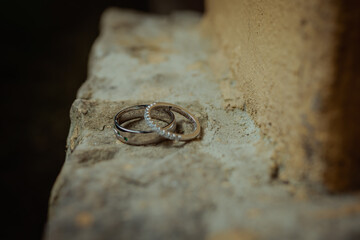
[45,9,360,240]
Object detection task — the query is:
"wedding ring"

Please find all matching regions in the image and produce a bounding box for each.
[114,105,176,145]
[144,102,201,141]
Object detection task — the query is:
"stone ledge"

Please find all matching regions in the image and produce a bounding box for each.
[45,9,360,240]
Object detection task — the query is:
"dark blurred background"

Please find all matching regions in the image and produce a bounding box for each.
[1,1,203,239]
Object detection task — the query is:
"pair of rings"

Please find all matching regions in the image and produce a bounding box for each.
[113,102,201,145]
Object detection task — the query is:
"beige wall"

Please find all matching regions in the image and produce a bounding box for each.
[204,0,360,191]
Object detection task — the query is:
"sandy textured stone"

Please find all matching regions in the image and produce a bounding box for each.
[45,9,360,240]
[204,0,360,192]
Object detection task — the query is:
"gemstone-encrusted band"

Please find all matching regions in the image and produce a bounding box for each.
[144,102,201,141]
[114,104,176,145]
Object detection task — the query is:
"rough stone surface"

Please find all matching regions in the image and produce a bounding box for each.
[45,9,360,240]
[204,0,360,192]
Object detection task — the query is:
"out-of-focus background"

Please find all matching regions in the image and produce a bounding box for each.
[1,1,203,239]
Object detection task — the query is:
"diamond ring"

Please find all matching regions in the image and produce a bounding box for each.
[114,105,176,145]
[144,102,201,141]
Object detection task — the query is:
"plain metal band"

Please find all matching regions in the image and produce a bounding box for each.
[114,105,176,145]
[144,102,201,141]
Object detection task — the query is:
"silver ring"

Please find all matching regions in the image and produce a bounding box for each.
[114,105,176,145]
[144,102,201,141]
